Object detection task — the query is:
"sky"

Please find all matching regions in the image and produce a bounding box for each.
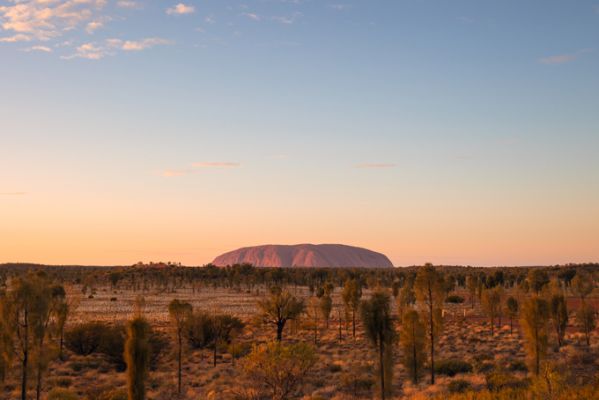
[1,0,598,267]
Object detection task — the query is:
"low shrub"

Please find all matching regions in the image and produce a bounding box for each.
[508,360,528,372]
[328,363,342,373]
[445,295,465,304]
[64,321,167,371]
[435,359,473,376]
[48,388,79,400]
[64,322,105,355]
[486,370,528,391]
[448,379,472,394]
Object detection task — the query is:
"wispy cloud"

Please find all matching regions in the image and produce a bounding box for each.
[242,12,261,21]
[62,42,107,60]
[117,1,142,9]
[166,3,195,15]
[355,163,396,169]
[62,37,172,60]
[0,0,107,42]
[0,192,27,196]
[161,162,241,177]
[116,37,172,51]
[86,21,104,34]
[22,45,52,53]
[271,12,302,25]
[161,169,189,177]
[539,49,593,65]
[329,4,352,11]
[539,54,577,65]
[0,33,31,43]
[191,162,241,168]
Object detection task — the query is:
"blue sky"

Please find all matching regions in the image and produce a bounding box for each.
[1,1,598,266]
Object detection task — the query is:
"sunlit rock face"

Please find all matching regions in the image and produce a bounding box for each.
[212,244,394,268]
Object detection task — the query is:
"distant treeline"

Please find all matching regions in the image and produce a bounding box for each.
[0,262,597,293]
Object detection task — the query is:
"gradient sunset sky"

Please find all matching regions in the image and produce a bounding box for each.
[1,1,598,267]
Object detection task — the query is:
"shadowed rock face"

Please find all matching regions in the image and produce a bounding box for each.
[212,244,393,268]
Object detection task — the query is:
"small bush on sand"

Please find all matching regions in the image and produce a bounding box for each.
[435,359,473,377]
[448,379,472,393]
[242,341,317,400]
[508,360,528,372]
[65,322,106,355]
[48,388,79,400]
[486,370,527,391]
[445,295,465,304]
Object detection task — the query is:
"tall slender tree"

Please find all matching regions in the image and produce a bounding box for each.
[577,303,596,347]
[125,316,151,400]
[342,279,362,339]
[397,279,416,322]
[400,309,426,384]
[506,296,519,335]
[168,299,192,394]
[549,294,568,348]
[319,294,333,329]
[521,296,549,375]
[414,264,444,385]
[466,275,478,309]
[481,288,501,335]
[9,273,57,400]
[360,290,395,400]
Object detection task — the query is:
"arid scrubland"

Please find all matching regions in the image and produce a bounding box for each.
[0,263,598,400]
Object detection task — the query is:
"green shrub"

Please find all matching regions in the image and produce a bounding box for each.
[448,379,472,394]
[435,359,473,376]
[445,295,465,304]
[48,388,79,400]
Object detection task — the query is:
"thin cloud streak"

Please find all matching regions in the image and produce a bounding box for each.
[539,49,593,65]
[539,54,577,64]
[0,192,27,196]
[355,163,397,169]
[192,162,241,168]
[161,162,241,177]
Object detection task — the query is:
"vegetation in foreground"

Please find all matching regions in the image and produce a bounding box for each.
[0,262,597,399]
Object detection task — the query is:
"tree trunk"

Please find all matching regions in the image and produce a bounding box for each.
[338,310,342,341]
[429,286,435,385]
[535,326,540,375]
[177,330,182,394]
[556,324,561,348]
[412,324,418,384]
[276,321,284,342]
[213,343,217,367]
[59,328,65,361]
[352,309,356,339]
[379,336,385,400]
[36,336,45,400]
[21,311,29,400]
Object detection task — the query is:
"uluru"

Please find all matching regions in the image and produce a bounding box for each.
[212,244,394,268]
